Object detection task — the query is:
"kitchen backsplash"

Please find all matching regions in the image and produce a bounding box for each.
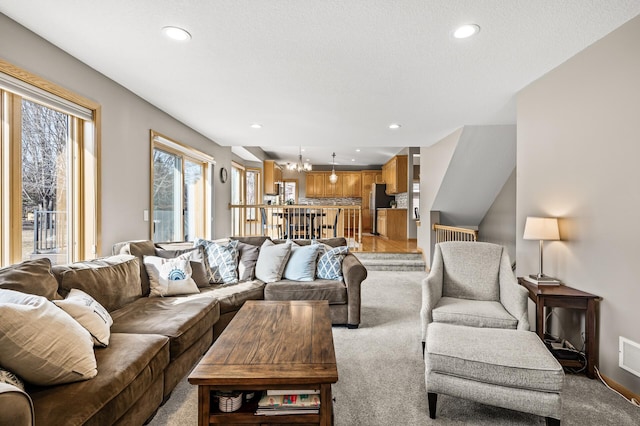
[300,197,361,206]
[395,192,408,208]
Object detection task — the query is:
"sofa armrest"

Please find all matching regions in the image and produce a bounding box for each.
[342,253,367,327]
[0,383,34,426]
[498,253,530,331]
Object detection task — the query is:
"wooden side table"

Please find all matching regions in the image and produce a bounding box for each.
[518,278,601,379]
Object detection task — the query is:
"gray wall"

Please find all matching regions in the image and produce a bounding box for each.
[0,14,233,255]
[517,15,640,393]
[478,168,516,262]
[417,128,461,262]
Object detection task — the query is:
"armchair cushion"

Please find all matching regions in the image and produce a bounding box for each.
[441,242,502,301]
[432,297,518,329]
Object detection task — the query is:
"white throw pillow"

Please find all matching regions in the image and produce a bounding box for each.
[255,240,292,283]
[143,255,200,297]
[283,243,322,281]
[54,288,113,347]
[0,289,97,386]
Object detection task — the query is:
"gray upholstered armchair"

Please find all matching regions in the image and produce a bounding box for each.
[421,241,529,350]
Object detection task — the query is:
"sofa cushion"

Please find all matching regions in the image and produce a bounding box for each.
[283,243,322,281]
[195,280,266,314]
[195,239,240,284]
[53,255,142,312]
[439,241,502,301]
[115,240,157,296]
[143,255,200,297]
[237,242,260,281]
[231,236,272,247]
[264,279,347,305]
[53,288,114,347]
[255,240,292,283]
[154,245,209,287]
[28,333,169,426]
[110,296,219,360]
[432,296,518,329]
[0,289,97,386]
[315,244,348,281]
[0,258,60,300]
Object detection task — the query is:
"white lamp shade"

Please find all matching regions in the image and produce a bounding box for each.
[523,217,560,241]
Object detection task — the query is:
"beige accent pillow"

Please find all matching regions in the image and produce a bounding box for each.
[0,289,97,386]
[255,240,292,283]
[0,257,60,300]
[154,245,210,287]
[143,255,200,297]
[53,288,113,347]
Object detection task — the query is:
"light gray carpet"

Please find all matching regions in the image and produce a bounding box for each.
[149,271,640,425]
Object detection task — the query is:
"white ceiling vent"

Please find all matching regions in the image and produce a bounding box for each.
[619,336,640,378]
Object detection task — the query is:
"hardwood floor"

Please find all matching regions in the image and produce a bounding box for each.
[351,235,419,253]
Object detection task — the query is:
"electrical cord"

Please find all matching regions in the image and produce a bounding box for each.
[594,366,640,407]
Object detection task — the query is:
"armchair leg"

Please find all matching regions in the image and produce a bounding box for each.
[422,341,425,357]
[428,392,437,419]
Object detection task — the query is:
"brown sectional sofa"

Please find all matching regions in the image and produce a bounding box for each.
[0,237,366,426]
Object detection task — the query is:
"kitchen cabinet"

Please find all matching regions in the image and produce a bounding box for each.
[342,172,361,197]
[264,160,282,195]
[305,172,325,197]
[382,155,408,194]
[376,208,407,240]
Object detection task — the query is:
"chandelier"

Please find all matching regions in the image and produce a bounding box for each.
[329,152,338,184]
[287,146,312,172]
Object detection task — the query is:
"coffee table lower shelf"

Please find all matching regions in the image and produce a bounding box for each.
[200,385,331,426]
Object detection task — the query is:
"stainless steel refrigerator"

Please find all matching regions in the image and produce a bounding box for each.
[370,183,395,235]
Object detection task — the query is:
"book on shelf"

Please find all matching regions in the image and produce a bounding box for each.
[255,408,319,416]
[266,389,320,396]
[523,275,562,285]
[257,393,321,409]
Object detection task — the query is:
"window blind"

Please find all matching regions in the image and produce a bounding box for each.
[0,72,93,121]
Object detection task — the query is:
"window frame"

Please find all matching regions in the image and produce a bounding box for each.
[149,130,213,243]
[0,59,101,265]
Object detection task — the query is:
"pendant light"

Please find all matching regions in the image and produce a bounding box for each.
[329,152,338,184]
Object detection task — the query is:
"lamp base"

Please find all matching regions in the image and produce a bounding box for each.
[528,274,561,283]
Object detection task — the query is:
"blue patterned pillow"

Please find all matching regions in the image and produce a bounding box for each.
[194,239,239,284]
[314,243,348,281]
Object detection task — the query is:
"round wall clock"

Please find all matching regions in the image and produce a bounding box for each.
[220,167,228,183]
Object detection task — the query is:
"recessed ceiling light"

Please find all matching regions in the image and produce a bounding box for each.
[250,123,262,129]
[453,24,480,39]
[389,123,401,129]
[351,159,356,162]
[356,149,361,152]
[162,26,191,41]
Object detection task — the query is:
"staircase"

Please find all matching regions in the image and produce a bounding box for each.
[353,252,427,272]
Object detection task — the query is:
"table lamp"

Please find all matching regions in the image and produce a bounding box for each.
[523,216,560,280]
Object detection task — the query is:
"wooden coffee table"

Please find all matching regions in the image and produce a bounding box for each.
[188,300,338,425]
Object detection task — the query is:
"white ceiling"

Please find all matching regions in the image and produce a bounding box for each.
[2,1,639,166]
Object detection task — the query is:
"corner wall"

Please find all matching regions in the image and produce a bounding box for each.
[478,168,516,262]
[517,15,640,393]
[0,14,232,254]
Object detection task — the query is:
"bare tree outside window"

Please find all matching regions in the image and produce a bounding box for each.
[21,99,70,263]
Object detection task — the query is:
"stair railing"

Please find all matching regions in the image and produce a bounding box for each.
[432,224,478,243]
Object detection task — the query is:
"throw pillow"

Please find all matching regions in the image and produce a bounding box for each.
[0,257,60,300]
[53,288,113,347]
[154,245,209,287]
[255,240,292,283]
[195,239,239,284]
[314,243,348,281]
[0,289,97,386]
[0,367,24,391]
[283,243,322,281]
[237,242,260,281]
[143,255,200,297]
